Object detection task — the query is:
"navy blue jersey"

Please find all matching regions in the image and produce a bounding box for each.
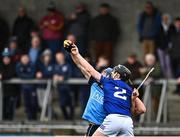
[37,62,54,79]
[54,63,72,80]
[100,76,133,117]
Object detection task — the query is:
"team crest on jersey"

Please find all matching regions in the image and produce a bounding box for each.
[62,65,68,72]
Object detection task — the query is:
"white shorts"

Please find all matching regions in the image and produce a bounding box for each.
[97,114,134,137]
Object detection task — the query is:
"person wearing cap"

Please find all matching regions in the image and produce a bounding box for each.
[16,54,38,120]
[36,49,54,109]
[8,36,22,64]
[65,42,146,136]
[39,1,64,55]
[0,48,19,120]
[53,52,73,120]
[36,49,54,80]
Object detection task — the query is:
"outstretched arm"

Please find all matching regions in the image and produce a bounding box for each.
[70,44,101,81]
[71,53,91,80]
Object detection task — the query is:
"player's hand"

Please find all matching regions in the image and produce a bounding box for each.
[71,44,79,55]
[63,40,75,53]
[132,88,139,100]
[36,72,42,79]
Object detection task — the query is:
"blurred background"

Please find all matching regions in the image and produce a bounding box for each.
[0,0,180,136]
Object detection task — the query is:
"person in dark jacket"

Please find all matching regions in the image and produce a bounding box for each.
[123,54,143,80]
[16,54,38,120]
[36,49,54,80]
[66,3,91,55]
[137,1,161,56]
[89,3,119,64]
[156,14,173,78]
[36,49,54,109]
[0,16,10,52]
[12,6,34,53]
[53,52,74,120]
[140,54,162,117]
[169,17,180,94]
[0,48,19,120]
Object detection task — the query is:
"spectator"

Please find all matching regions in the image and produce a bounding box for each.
[137,1,161,56]
[96,56,110,71]
[66,3,91,55]
[12,6,35,53]
[89,3,119,63]
[123,54,143,80]
[0,48,19,120]
[169,17,180,94]
[36,49,54,114]
[28,36,42,65]
[8,36,21,64]
[39,1,64,55]
[16,54,38,120]
[0,16,10,52]
[53,52,74,120]
[36,49,53,80]
[156,14,173,78]
[140,54,162,117]
[30,28,40,38]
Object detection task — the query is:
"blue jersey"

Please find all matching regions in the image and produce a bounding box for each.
[100,76,133,117]
[82,79,107,125]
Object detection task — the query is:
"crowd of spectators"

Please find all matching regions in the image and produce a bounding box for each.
[136,1,180,92]
[0,1,180,121]
[0,2,119,121]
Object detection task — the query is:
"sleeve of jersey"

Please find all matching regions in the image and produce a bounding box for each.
[88,76,97,86]
[100,75,108,85]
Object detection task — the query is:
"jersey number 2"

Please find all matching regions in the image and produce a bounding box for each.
[114,89,127,100]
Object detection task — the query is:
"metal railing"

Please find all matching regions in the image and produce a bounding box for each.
[0,78,178,123]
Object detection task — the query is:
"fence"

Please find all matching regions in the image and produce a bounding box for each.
[0,78,178,123]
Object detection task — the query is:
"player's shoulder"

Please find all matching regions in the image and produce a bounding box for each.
[91,82,103,91]
[117,80,133,91]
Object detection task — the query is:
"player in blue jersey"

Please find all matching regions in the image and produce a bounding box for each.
[82,67,145,136]
[64,40,146,136]
[83,67,112,136]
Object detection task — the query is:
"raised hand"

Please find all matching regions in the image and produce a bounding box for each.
[132,88,139,100]
[63,40,74,53]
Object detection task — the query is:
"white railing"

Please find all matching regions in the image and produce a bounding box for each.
[0,78,178,123]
